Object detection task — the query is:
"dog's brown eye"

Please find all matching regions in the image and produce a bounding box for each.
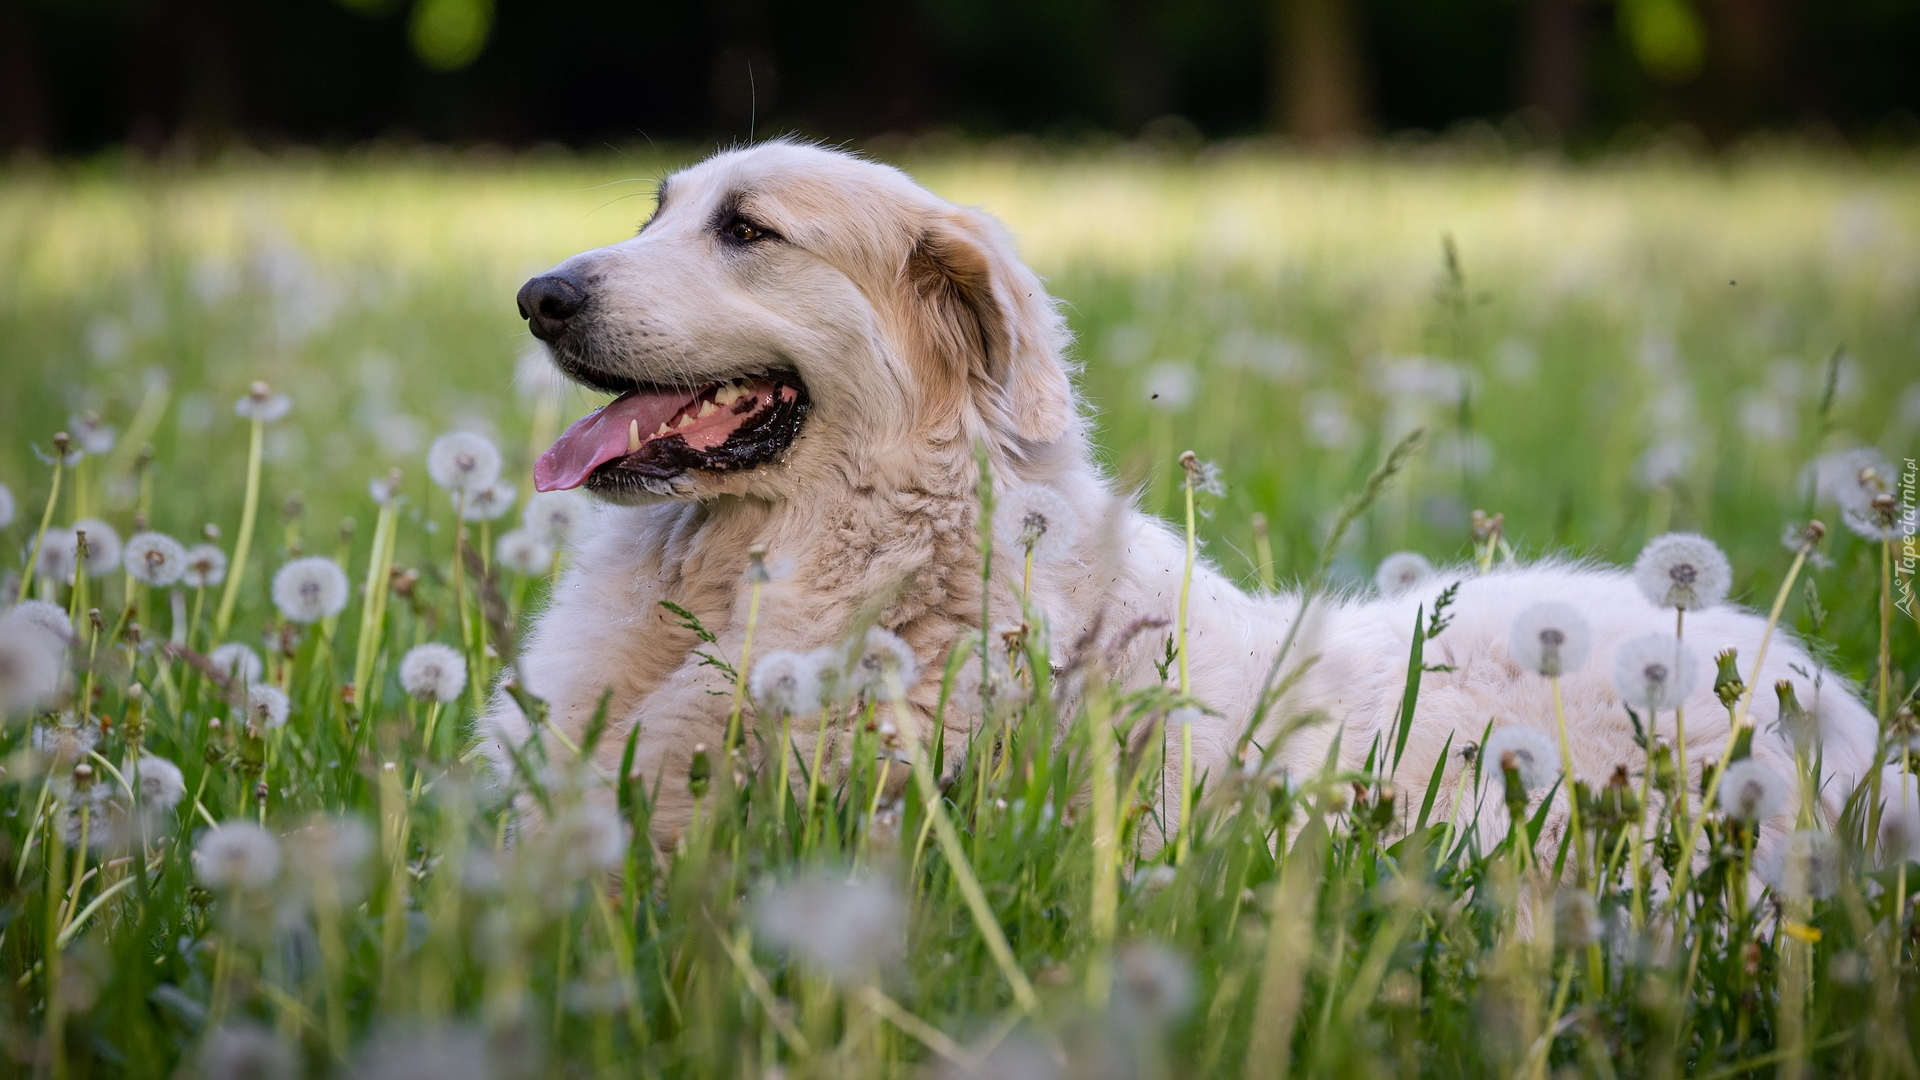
[725,220,763,242]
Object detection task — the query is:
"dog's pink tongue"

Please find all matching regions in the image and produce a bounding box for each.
[535,390,688,491]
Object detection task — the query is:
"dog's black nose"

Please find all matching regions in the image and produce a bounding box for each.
[517,273,587,341]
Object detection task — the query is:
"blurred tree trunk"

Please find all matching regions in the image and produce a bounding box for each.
[1701,0,1789,131]
[0,0,47,151]
[1520,0,1586,134]
[1267,0,1370,144]
[866,0,932,132]
[708,0,778,137]
[1111,0,1171,134]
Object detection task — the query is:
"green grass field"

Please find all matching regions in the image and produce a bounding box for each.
[0,146,1916,1078]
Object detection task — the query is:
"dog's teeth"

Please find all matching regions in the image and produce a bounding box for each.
[654,421,671,436]
[627,419,641,453]
[675,414,695,429]
[696,400,718,418]
[714,383,742,405]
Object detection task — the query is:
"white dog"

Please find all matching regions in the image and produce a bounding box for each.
[483,140,1886,861]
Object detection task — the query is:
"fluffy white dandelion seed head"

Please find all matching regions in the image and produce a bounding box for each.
[34,532,78,583]
[752,870,907,981]
[271,556,348,623]
[749,649,825,717]
[0,482,14,530]
[1554,889,1603,949]
[458,480,516,522]
[1806,447,1893,506]
[849,626,918,701]
[350,1025,492,1080]
[1374,552,1436,598]
[427,432,502,494]
[1612,634,1701,713]
[1508,600,1593,677]
[69,412,117,454]
[31,718,97,764]
[0,621,66,717]
[208,642,264,684]
[124,531,188,587]
[399,643,467,704]
[1762,829,1840,902]
[368,473,402,506]
[942,642,1025,720]
[181,543,228,588]
[232,386,292,423]
[192,821,283,890]
[3,599,73,647]
[1112,941,1197,1026]
[241,683,291,731]
[198,1023,296,1080]
[992,482,1079,564]
[554,801,630,876]
[522,489,590,546]
[68,518,123,577]
[494,528,553,576]
[1839,472,1900,540]
[1482,726,1561,794]
[1633,532,1732,611]
[1879,795,1920,868]
[1717,759,1790,822]
[134,755,187,812]
[284,815,378,904]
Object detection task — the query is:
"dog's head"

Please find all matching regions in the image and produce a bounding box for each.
[520,140,1077,504]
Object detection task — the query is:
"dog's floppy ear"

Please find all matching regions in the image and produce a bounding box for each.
[906,208,1074,446]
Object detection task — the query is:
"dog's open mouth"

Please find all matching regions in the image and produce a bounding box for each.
[534,372,810,493]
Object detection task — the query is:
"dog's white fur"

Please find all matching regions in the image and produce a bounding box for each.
[482,141,1886,861]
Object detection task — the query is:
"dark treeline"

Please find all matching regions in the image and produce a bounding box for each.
[1,0,1916,155]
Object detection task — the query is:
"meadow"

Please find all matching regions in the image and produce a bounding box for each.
[0,142,1916,1078]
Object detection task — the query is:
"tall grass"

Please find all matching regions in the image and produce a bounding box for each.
[0,146,1915,1078]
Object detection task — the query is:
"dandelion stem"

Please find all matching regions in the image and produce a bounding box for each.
[1550,675,1591,883]
[726,569,765,751]
[18,456,64,603]
[451,492,473,654]
[1879,536,1893,723]
[1673,538,1813,912]
[213,415,264,640]
[1176,451,1197,864]
[1672,607,1691,831]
